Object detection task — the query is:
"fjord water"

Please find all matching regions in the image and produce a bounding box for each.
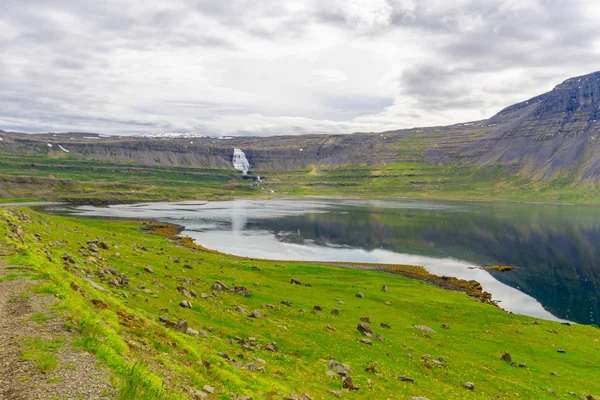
[43,199,600,324]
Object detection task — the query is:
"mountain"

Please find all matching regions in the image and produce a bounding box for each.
[1,71,600,183]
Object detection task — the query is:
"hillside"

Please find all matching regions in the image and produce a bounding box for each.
[1,207,599,399]
[1,71,600,203]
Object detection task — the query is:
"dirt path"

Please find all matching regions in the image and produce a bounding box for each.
[0,263,116,400]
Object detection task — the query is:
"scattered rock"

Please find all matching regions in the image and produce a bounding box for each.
[328,359,351,374]
[342,376,359,390]
[314,305,323,311]
[547,389,556,395]
[359,338,373,345]
[180,300,192,308]
[551,372,559,377]
[380,322,391,329]
[249,310,263,319]
[548,329,558,334]
[281,301,292,306]
[355,292,364,298]
[235,306,248,314]
[331,308,341,315]
[357,323,373,337]
[327,390,342,398]
[360,317,371,323]
[384,301,392,306]
[557,349,566,353]
[463,382,475,390]
[202,385,215,394]
[381,285,388,292]
[144,266,154,273]
[190,388,208,399]
[441,324,450,329]
[413,325,436,334]
[374,333,385,341]
[291,278,302,285]
[398,376,414,383]
[211,281,229,291]
[500,351,513,363]
[519,363,527,368]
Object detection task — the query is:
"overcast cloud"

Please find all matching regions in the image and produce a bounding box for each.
[1,0,599,136]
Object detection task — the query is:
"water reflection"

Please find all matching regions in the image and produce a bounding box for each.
[41,199,600,324]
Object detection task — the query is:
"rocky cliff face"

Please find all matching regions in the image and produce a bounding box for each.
[2,71,600,180]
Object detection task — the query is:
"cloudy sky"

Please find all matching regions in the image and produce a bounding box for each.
[1,0,599,136]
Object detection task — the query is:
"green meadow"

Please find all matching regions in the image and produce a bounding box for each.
[1,208,599,399]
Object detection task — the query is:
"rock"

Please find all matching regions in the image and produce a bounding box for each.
[585,395,597,400]
[398,376,414,383]
[231,285,252,297]
[463,382,475,390]
[326,325,335,332]
[408,398,429,400]
[500,351,513,363]
[202,385,215,394]
[180,300,192,308]
[174,320,188,332]
[331,308,341,315]
[562,322,571,326]
[327,390,342,398]
[98,241,110,250]
[519,363,527,368]
[246,363,265,372]
[548,329,558,334]
[304,283,312,287]
[380,322,391,329]
[235,306,248,313]
[441,324,450,329]
[186,328,200,336]
[326,370,338,377]
[355,292,364,298]
[413,325,436,333]
[547,389,555,395]
[359,338,373,345]
[360,317,371,323]
[342,376,359,390]
[264,343,278,352]
[314,305,323,311]
[384,301,392,306]
[381,285,388,292]
[190,389,208,399]
[357,323,373,336]
[249,310,263,319]
[328,359,351,374]
[557,349,567,353]
[217,352,231,361]
[144,266,154,273]
[281,301,292,306]
[200,293,210,299]
[211,281,229,291]
[551,372,559,376]
[374,333,385,341]
[532,320,540,325]
[252,356,266,364]
[291,278,302,285]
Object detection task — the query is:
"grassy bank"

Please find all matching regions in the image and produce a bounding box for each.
[1,208,599,399]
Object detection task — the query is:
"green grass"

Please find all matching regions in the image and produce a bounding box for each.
[1,208,599,399]
[21,337,65,372]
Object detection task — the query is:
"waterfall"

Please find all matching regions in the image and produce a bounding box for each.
[232,148,250,175]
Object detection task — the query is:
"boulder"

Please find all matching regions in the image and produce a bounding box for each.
[463,382,475,390]
[357,323,373,336]
[355,292,364,298]
[179,300,192,308]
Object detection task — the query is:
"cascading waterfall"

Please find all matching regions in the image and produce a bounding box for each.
[232,148,250,175]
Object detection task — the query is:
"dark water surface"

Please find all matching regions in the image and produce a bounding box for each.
[41,198,600,324]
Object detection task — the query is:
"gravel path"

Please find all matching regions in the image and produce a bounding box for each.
[0,263,116,400]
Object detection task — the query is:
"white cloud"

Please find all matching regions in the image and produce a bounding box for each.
[0,0,598,136]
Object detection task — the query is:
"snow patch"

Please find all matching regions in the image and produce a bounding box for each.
[58,145,70,153]
[47,143,53,147]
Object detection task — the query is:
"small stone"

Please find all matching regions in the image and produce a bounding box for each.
[291,278,302,285]
[500,351,513,363]
[384,301,392,306]
[557,349,566,353]
[413,325,436,333]
[357,323,372,336]
[331,308,341,315]
[360,317,371,323]
[359,338,373,345]
[328,359,350,374]
[398,376,414,383]
[327,390,342,398]
[441,324,450,329]
[190,388,208,399]
[179,300,192,308]
[547,389,555,395]
[463,382,475,390]
[381,285,388,292]
[355,292,364,298]
[551,372,559,376]
[249,310,263,319]
[342,376,359,390]
[380,322,391,329]
[314,305,323,311]
[144,266,154,273]
[202,385,215,394]
[519,363,527,368]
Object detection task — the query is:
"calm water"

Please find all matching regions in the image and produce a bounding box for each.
[41,198,600,324]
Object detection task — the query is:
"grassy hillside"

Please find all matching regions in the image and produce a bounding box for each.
[3,152,600,204]
[1,208,599,399]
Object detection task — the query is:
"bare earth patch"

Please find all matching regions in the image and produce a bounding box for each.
[0,264,116,400]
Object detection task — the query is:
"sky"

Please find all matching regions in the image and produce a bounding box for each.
[1,0,599,137]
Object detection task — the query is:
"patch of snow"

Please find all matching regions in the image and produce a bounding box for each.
[0,137,3,141]
[84,136,100,139]
[47,143,53,147]
[144,132,209,139]
[299,148,303,151]
[58,145,70,153]
[232,148,250,175]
